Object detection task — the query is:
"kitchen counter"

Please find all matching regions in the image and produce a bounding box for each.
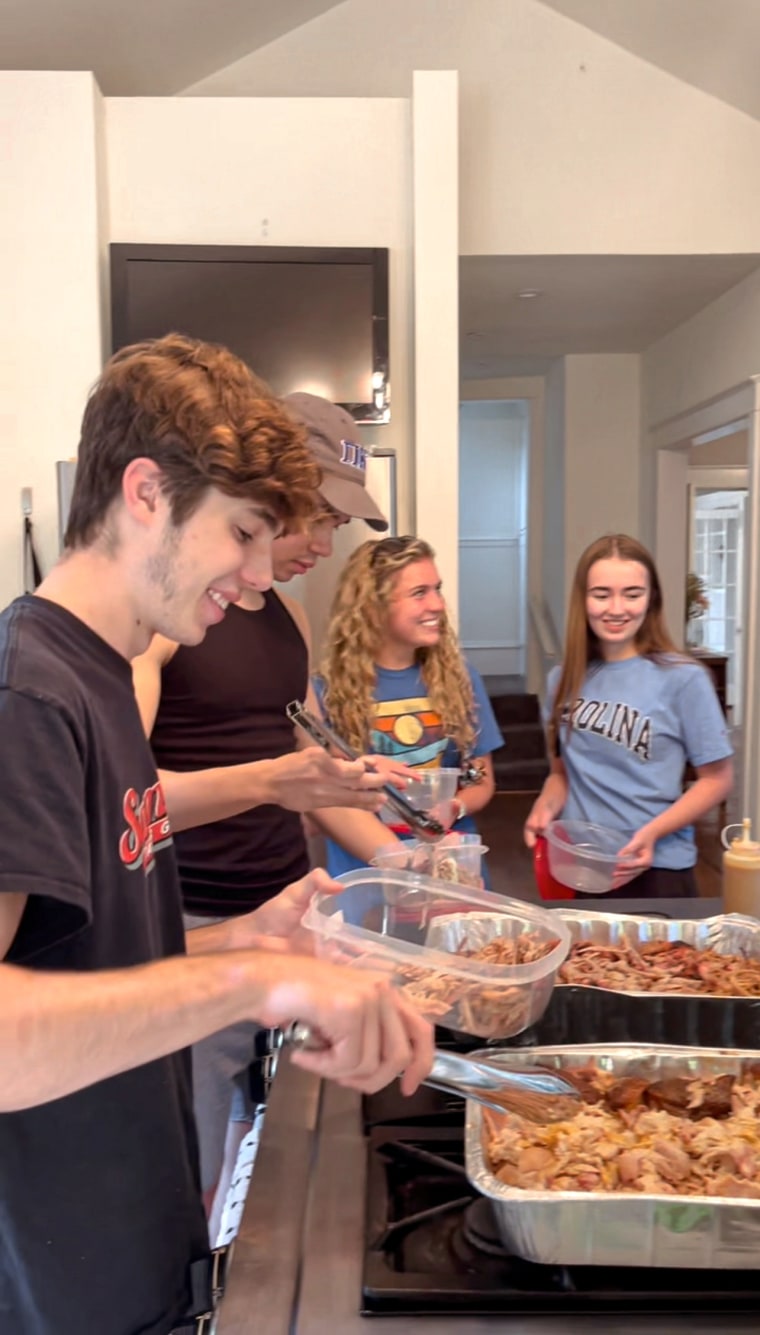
[216,894,759,1335]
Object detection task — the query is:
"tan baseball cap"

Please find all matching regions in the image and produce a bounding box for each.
[284,392,388,532]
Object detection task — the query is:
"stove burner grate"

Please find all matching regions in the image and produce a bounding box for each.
[362,1123,760,1317]
[459,1197,510,1258]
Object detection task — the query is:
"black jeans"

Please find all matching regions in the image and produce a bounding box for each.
[573,865,698,902]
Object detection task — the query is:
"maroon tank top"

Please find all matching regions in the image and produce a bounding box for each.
[149,591,309,915]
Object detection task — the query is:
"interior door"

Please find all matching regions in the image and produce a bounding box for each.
[458,399,528,683]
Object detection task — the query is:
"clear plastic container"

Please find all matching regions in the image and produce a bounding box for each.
[371,834,489,888]
[301,870,571,1039]
[380,766,461,827]
[545,820,636,894]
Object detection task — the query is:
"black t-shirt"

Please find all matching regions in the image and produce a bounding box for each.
[0,597,209,1335]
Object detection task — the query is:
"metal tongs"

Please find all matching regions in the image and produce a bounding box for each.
[286,699,446,839]
[423,1047,584,1124]
[283,1023,583,1125]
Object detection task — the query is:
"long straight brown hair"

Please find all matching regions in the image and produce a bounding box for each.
[549,534,687,753]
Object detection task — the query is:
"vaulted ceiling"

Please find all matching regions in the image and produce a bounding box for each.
[6,0,760,376]
[0,0,343,95]
[3,0,760,112]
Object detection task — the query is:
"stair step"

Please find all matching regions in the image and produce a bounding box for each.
[492,755,550,794]
[489,692,542,728]
[496,723,547,761]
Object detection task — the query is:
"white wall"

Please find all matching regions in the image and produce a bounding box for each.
[640,267,760,588]
[184,0,760,258]
[543,359,566,638]
[0,71,106,607]
[0,79,427,631]
[106,94,414,525]
[563,354,641,602]
[106,93,419,649]
[537,354,641,639]
[642,267,760,431]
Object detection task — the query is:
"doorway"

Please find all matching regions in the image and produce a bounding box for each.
[457,399,529,690]
[687,468,748,724]
[653,381,760,835]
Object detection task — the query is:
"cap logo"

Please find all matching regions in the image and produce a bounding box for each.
[339,439,367,473]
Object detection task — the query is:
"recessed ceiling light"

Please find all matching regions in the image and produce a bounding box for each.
[517,289,543,299]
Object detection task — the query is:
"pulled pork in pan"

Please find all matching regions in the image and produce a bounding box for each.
[558,939,760,996]
[485,1063,760,1198]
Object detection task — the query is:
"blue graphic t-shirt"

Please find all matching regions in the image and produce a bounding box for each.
[313,661,503,877]
[545,655,732,869]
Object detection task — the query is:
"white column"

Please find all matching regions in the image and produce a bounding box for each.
[412,70,459,622]
[0,72,105,600]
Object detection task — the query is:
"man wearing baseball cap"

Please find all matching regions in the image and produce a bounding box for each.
[131,390,409,1239]
[284,391,387,531]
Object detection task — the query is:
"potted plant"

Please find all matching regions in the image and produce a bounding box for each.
[686,572,709,646]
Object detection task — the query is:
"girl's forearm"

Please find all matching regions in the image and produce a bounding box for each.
[537,770,568,816]
[647,770,733,842]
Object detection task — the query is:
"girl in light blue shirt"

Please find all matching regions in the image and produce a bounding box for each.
[524,534,733,899]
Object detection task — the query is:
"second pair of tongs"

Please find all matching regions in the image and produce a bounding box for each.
[283,1023,583,1124]
[286,699,446,839]
[424,1047,584,1124]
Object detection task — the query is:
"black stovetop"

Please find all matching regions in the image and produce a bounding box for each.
[360,1040,760,1319]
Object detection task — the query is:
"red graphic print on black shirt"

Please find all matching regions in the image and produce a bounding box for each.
[118,780,173,874]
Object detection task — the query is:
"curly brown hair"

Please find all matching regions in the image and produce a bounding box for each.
[549,533,688,754]
[65,333,320,549]
[320,536,477,757]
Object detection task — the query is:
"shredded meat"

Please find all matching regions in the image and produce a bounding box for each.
[395,931,561,1037]
[558,939,760,997]
[433,854,482,889]
[485,1064,760,1199]
[388,840,484,888]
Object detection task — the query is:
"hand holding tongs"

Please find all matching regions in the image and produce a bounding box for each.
[282,1022,583,1125]
[286,699,446,839]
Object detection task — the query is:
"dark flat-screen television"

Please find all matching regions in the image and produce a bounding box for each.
[110,244,390,424]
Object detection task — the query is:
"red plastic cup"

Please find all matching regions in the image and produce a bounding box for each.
[533,834,576,900]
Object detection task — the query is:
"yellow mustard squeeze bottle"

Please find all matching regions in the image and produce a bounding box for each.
[722,818,760,918]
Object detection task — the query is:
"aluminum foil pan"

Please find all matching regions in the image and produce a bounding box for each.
[466,1043,760,1268]
[497,912,760,1051]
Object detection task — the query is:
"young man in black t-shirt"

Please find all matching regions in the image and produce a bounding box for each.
[132,393,413,1230]
[0,334,433,1335]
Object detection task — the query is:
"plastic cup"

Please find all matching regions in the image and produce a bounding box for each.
[379,766,461,828]
[402,767,461,810]
[371,833,489,888]
[431,838,489,887]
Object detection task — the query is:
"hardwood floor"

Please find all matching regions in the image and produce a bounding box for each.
[478,791,726,903]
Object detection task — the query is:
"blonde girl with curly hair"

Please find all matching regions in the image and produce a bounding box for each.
[314,536,503,879]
